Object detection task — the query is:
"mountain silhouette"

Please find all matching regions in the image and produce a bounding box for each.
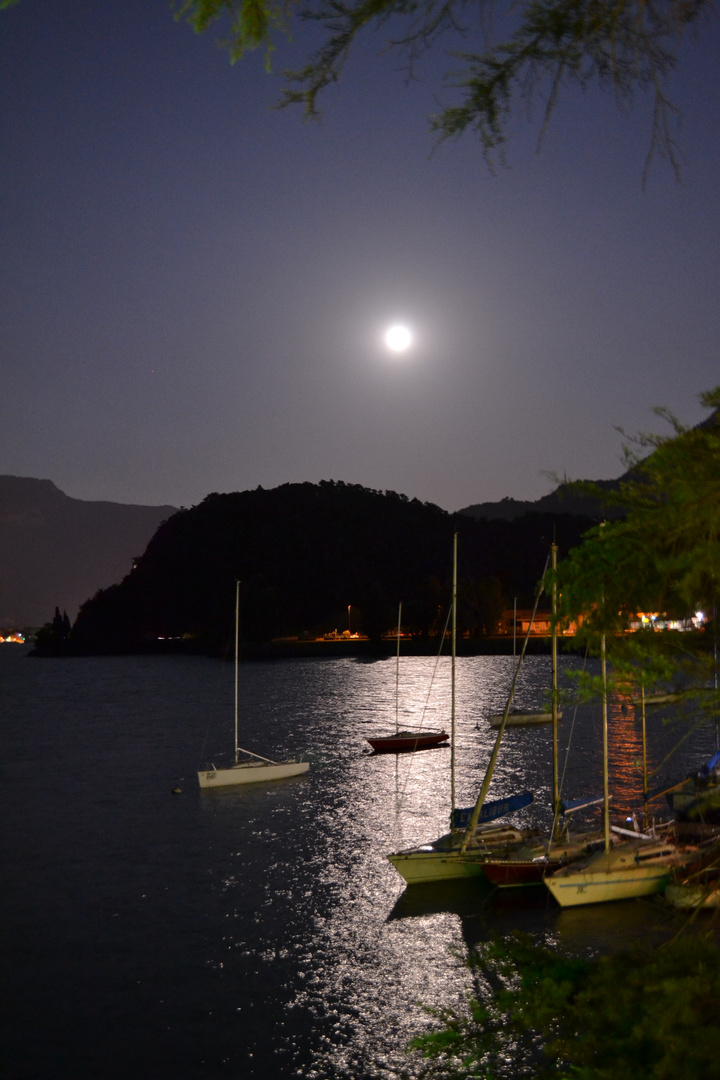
[0,476,176,626]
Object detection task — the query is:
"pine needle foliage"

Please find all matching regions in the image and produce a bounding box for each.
[411,932,720,1079]
[172,0,713,173]
[552,386,720,718]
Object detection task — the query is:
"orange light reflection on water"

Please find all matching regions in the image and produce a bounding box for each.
[606,697,647,819]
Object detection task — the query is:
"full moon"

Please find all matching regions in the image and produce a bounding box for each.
[384,324,413,353]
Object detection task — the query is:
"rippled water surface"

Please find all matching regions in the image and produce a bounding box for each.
[1,646,715,1079]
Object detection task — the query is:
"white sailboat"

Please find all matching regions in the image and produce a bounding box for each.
[486,707,563,728]
[545,839,688,906]
[198,581,310,788]
[387,534,535,885]
[545,634,692,907]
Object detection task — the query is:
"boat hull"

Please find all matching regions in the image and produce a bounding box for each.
[667,782,720,823]
[664,839,720,907]
[665,877,720,908]
[198,760,309,788]
[545,842,685,908]
[482,857,564,887]
[368,730,449,753]
[475,830,607,887]
[666,750,720,823]
[487,711,562,728]
[388,826,527,885]
[388,849,488,884]
[632,692,682,707]
[546,864,670,907]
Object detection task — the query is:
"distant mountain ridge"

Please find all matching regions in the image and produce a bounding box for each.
[9,405,716,635]
[459,478,623,522]
[0,471,614,630]
[460,404,720,522]
[0,476,177,625]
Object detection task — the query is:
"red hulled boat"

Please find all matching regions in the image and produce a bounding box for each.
[367,729,449,754]
[479,830,609,887]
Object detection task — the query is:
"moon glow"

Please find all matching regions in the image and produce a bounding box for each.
[384,324,413,353]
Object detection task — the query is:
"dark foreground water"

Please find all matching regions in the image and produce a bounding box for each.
[1,646,715,1080]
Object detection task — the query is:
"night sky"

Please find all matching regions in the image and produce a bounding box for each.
[3,1,719,512]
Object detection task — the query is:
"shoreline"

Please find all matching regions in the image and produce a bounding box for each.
[30,634,578,659]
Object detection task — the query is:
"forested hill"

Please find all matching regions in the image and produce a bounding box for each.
[58,481,594,655]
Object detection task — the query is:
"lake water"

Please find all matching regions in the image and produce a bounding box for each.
[1,645,715,1080]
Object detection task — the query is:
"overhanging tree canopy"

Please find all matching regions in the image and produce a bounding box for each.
[554,386,720,712]
[174,0,712,174]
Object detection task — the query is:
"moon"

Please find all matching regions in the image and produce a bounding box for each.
[384,324,413,353]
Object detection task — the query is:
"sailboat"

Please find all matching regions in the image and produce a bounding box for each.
[486,707,563,728]
[664,632,720,823]
[544,634,693,907]
[664,838,720,908]
[486,572,563,729]
[631,691,682,707]
[367,603,450,754]
[479,546,611,886]
[665,868,720,908]
[197,581,310,788]
[387,534,534,885]
[545,837,689,906]
[665,750,720,824]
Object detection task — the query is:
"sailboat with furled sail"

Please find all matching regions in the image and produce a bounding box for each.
[367,603,449,753]
[486,707,562,728]
[387,534,535,885]
[475,543,611,887]
[544,633,691,907]
[198,581,310,788]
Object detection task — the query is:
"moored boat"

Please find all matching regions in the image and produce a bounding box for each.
[631,691,682,707]
[199,757,309,787]
[389,823,530,884]
[666,750,720,824]
[664,838,720,908]
[198,581,310,788]
[368,729,449,753]
[386,535,535,886]
[543,631,696,907]
[545,838,691,908]
[474,543,596,888]
[367,602,448,754]
[480,829,607,887]
[486,708,562,728]
[665,870,720,908]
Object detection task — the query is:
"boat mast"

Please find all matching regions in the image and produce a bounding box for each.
[460,554,550,853]
[601,631,610,853]
[640,679,649,825]
[714,592,719,751]
[451,532,457,818]
[598,522,611,852]
[227,578,283,768]
[234,579,240,764]
[395,602,402,736]
[551,542,560,831]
